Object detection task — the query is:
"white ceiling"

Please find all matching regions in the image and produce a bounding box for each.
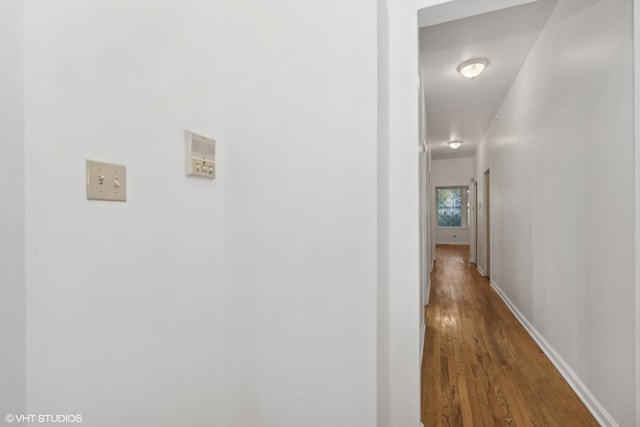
[418,0,542,28]
[420,0,557,160]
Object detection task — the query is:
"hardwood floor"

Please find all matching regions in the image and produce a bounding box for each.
[421,245,598,427]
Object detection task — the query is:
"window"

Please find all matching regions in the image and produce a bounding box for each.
[436,186,468,227]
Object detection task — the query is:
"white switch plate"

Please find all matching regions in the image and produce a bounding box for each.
[86,160,127,201]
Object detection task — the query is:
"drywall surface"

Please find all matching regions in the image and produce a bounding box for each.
[0,0,26,417]
[379,0,456,425]
[377,2,455,425]
[475,0,635,424]
[377,0,392,425]
[635,1,640,424]
[432,158,473,245]
[435,227,469,245]
[19,0,435,425]
[24,2,227,425]
[221,1,379,426]
[431,157,474,187]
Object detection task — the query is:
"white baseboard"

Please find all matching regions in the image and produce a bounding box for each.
[489,280,619,427]
[477,265,486,276]
[469,257,476,263]
[425,278,431,305]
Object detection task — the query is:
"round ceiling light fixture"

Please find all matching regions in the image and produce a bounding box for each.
[457,58,488,79]
[448,140,463,149]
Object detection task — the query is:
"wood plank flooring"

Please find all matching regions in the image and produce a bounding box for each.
[421,245,599,427]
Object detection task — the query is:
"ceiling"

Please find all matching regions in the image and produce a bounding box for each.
[420,0,557,160]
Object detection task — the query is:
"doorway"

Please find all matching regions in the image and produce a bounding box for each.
[484,169,490,278]
[474,180,478,264]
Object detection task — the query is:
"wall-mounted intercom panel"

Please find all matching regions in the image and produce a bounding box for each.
[185,130,216,179]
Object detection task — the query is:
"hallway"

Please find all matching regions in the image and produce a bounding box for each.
[421,245,598,426]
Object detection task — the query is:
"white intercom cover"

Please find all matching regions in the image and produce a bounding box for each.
[185,130,216,179]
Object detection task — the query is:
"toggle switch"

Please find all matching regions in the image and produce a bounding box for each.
[86,160,127,201]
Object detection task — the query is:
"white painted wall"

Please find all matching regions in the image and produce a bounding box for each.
[419,53,432,311]
[377,1,392,425]
[431,158,473,190]
[435,226,469,246]
[24,2,227,425]
[418,0,539,27]
[431,158,474,246]
[221,1,379,426]
[384,1,424,425]
[475,0,635,424]
[9,1,444,426]
[376,2,454,426]
[635,1,640,424]
[23,1,384,425]
[0,0,26,417]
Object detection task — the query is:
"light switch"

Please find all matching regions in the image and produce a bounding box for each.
[86,160,127,201]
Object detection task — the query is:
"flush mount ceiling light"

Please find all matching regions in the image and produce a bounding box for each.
[448,140,463,149]
[457,58,488,79]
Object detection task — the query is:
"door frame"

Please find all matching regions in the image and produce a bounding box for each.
[474,180,478,264]
[484,169,490,278]
[633,0,640,422]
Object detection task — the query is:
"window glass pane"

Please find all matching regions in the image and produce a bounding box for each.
[437,187,462,227]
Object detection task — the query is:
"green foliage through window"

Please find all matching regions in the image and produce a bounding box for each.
[437,187,462,227]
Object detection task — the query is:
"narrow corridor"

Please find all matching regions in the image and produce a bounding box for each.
[421,245,598,426]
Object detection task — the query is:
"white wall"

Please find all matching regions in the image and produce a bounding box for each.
[419,48,432,313]
[0,0,26,417]
[10,1,440,426]
[221,1,379,426]
[24,2,227,425]
[435,226,469,245]
[475,0,635,425]
[431,158,474,246]
[384,1,424,425]
[377,0,392,425]
[431,157,474,186]
[23,1,384,425]
[375,2,455,426]
[635,1,640,424]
